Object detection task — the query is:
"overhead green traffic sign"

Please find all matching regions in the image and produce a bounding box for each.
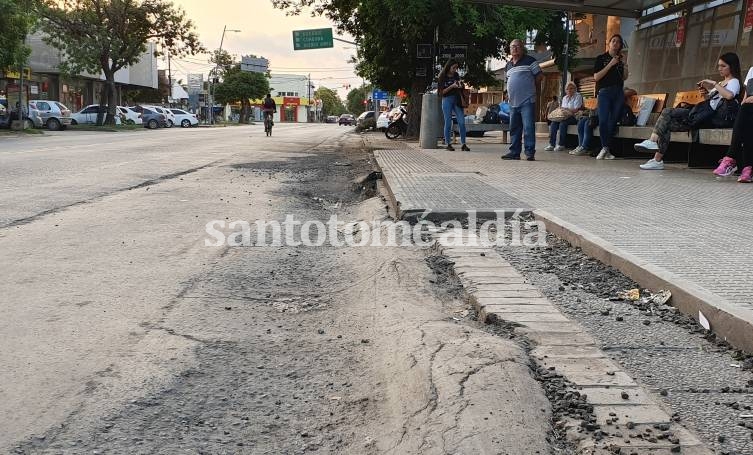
[293,28,334,50]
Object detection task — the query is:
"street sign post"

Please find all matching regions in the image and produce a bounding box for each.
[438,44,467,62]
[293,28,334,50]
[372,90,388,101]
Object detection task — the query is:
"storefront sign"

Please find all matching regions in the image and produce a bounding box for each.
[283,96,300,105]
[30,85,39,95]
[745,0,753,33]
[675,16,686,47]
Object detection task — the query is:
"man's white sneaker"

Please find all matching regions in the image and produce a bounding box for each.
[596,148,609,160]
[634,139,659,153]
[544,145,555,151]
[604,151,616,160]
[554,145,566,152]
[640,158,665,170]
[569,146,584,155]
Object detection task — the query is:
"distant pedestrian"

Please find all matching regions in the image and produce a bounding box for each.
[501,39,543,161]
[593,34,628,160]
[438,58,470,151]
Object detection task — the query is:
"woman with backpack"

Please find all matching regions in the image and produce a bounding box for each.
[637,52,741,170]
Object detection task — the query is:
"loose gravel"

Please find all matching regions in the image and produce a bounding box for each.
[496,233,753,455]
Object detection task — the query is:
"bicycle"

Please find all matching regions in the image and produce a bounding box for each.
[263,111,274,136]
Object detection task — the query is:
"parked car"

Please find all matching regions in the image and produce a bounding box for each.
[142,105,175,127]
[169,108,198,127]
[118,106,142,125]
[27,100,73,130]
[70,104,125,125]
[356,111,376,129]
[376,111,390,131]
[338,113,355,126]
[326,115,338,123]
[131,105,167,129]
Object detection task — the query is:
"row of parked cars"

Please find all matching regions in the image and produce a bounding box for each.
[0,99,199,131]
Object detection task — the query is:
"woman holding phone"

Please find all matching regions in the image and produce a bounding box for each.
[592,34,628,160]
[438,58,470,151]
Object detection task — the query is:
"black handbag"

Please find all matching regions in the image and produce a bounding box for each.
[711,98,739,128]
[687,100,715,128]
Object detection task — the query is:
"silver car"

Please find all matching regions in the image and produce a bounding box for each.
[28,100,73,131]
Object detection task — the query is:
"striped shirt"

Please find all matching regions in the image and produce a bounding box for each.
[505,55,542,108]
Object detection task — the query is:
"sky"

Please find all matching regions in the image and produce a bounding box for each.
[166,0,361,100]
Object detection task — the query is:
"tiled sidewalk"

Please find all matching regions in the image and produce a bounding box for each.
[372,134,753,315]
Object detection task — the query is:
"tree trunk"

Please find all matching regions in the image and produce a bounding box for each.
[106,79,117,126]
[405,79,426,139]
[96,83,108,126]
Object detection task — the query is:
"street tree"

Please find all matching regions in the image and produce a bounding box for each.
[36,0,204,125]
[213,71,269,123]
[0,0,34,71]
[209,49,235,79]
[534,12,580,71]
[272,0,550,137]
[346,84,371,116]
[314,87,345,118]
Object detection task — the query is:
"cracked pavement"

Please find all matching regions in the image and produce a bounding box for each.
[1,125,556,454]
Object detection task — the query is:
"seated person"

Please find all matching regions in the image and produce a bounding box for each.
[713,65,753,182]
[545,82,583,152]
[637,52,742,170]
[570,113,597,156]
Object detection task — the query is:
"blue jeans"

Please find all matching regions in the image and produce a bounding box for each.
[442,96,466,145]
[596,85,624,149]
[509,100,536,157]
[577,116,593,148]
[549,116,577,146]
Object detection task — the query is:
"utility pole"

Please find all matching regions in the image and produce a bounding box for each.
[209,25,240,125]
[167,53,172,106]
[561,11,571,99]
[308,73,311,123]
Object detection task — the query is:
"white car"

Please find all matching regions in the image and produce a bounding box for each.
[142,106,175,127]
[376,111,390,131]
[169,108,198,127]
[118,106,142,125]
[71,104,123,125]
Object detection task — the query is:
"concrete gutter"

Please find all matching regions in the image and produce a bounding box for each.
[535,209,753,353]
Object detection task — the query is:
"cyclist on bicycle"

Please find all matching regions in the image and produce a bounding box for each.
[262,94,276,128]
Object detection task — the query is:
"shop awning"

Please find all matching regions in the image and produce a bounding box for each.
[477,0,666,18]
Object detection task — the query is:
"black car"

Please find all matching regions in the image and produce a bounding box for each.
[132,106,167,129]
[338,114,355,126]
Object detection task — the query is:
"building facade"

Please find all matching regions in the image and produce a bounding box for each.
[1,33,158,111]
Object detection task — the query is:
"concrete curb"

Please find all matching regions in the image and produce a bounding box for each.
[534,208,753,353]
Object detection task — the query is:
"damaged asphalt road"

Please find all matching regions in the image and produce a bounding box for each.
[3,126,559,454]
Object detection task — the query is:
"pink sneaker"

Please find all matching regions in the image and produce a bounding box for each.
[713,156,737,177]
[738,166,752,183]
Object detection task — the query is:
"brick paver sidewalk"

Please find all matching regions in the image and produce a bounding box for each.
[371,133,753,315]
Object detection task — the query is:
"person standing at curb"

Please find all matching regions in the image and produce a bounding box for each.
[438,59,470,151]
[501,39,542,161]
[593,34,628,160]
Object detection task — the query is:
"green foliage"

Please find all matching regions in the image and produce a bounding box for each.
[214,71,270,106]
[37,0,204,124]
[0,0,35,69]
[210,49,236,79]
[346,84,372,116]
[314,87,345,117]
[534,12,580,71]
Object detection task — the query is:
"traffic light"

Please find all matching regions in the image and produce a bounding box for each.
[363,99,368,105]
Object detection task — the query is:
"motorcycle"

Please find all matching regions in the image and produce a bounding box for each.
[385,106,408,139]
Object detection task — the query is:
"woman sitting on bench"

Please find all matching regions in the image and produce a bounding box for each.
[636,52,741,170]
[713,65,753,182]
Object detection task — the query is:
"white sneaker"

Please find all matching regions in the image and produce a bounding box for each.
[634,139,659,153]
[604,151,616,160]
[544,145,554,151]
[640,158,664,170]
[554,145,566,152]
[569,146,584,155]
[596,147,609,160]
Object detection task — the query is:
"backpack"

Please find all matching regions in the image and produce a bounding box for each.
[483,110,499,124]
[263,98,275,109]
